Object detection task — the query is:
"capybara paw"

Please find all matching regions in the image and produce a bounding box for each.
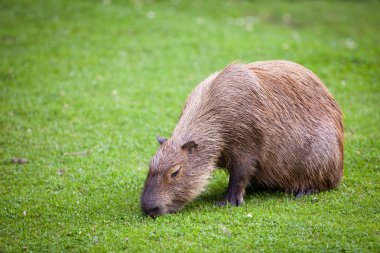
[216,199,228,207]
[295,189,316,198]
[217,193,244,206]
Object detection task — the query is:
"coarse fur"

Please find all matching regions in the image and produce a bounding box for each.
[141,60,344,217]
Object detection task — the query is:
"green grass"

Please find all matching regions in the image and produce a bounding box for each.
[1,0,379,252]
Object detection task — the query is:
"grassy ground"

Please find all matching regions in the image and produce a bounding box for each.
[1,0,379,252]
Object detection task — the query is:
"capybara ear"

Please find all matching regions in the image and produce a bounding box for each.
[156,135,167,145]
[181,141,198,154]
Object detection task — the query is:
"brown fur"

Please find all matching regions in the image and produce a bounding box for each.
[141,60,344,216]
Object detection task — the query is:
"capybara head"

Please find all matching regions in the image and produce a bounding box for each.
[140,135,209,217]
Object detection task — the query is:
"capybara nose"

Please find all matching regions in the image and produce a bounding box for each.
[144,206,160,217]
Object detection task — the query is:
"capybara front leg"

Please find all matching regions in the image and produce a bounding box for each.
[217,171,250,206]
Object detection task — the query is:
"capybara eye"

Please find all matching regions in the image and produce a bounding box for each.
[171,167,181,178]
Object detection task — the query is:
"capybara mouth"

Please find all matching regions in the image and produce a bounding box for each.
[143,204,179,217]
[145,208,176,218]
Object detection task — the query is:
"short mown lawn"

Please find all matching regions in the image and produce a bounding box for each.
[1,0,379,252]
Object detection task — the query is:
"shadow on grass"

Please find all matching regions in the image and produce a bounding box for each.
[137,169,332,218]
[182,171,296,215]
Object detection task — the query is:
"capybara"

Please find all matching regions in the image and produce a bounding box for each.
[141,60,343,217]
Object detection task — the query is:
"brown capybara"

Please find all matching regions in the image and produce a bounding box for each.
[141,60,343,217]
